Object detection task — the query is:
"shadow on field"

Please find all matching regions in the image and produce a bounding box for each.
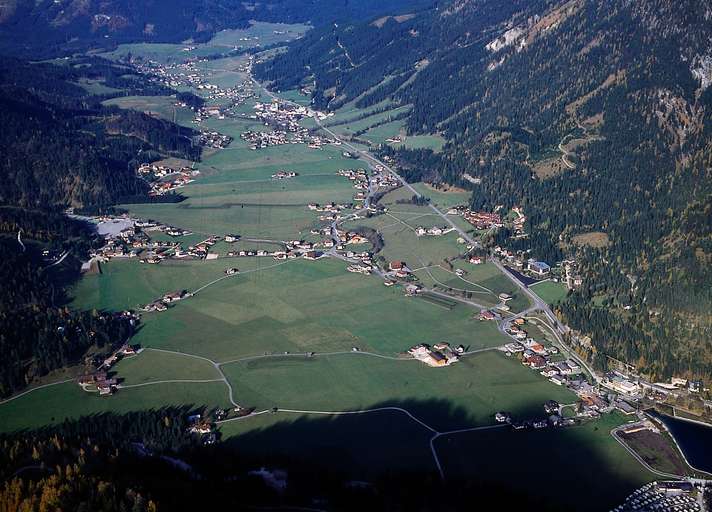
[2,399,651,511]
[197,398,650,511]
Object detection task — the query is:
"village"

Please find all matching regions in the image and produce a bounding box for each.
[138,162,199,196]
[240,99,335,150]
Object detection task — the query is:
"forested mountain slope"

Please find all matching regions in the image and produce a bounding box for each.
[0,0,435,58]
[0,57,204,397]
[0,58,199,208]
[256,0,712,381]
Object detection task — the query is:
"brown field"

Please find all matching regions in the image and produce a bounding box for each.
[532,157,568,179]
[620,429,690,476]
[572,231,611,248]
[423,182,467,194]
[372,13,416,27]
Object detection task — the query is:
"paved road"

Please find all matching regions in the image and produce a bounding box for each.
[17,229,25,252]
[43,250,69,270]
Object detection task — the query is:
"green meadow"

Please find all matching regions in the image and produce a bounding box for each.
[73,258,509,362]
[530,280,569,305]
[0,381,230,433]
[221,350,577,431]
[114,349,222,385]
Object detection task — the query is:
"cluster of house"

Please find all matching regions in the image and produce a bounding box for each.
[347,263,373,275]
[336,168,371,203]
[134,58,209,91]
[308,202,353,221]
[495,400,576,430]
[408,342,463,367]
[143,289,191,312]
[89,216,223,263]
[138,163,192,180]
[272,170,298,180]
[91,221,180,262]
[492,247,552,277]
[499,318,583,386]
[186,414,216,445]
[177,235,224,260]
[561,259,584,290]
[335,167,399,205]
[414,225,454,237]
[241,99,333,150]
[77,342,139,396]
[461,210,504,230]
[148,171,196,196]
[199,130,232,149]
[133,56,255,123]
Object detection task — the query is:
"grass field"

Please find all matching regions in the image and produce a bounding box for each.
[392,134,446,152]
[222,350,576,432]
[114,349,222,385]
[530,280,569,305]
[0,381,230,433]
[410,183,470,209]
[101,22,310,64]
[434,412,655,511]
[73,258,509,362]
[103,95,196,125]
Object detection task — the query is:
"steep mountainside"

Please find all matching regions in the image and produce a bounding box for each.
[257,0,712,380]
[0,0,435,58]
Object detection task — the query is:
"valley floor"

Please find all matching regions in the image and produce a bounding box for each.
[0,27,668,511]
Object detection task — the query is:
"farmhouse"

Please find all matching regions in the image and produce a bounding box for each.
[408,344,457,367]
[303,251,324,260]
[162,290,189,303]
[479,310,496,321]
[523,354,547,369]
[389,260,407,271]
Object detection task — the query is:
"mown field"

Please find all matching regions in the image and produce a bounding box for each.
[114,349,221,385]
[73,258,509,362]
[101,22,310,64]
[221,350,577,432]
[103,95,195,125]
[409,183,470,209]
